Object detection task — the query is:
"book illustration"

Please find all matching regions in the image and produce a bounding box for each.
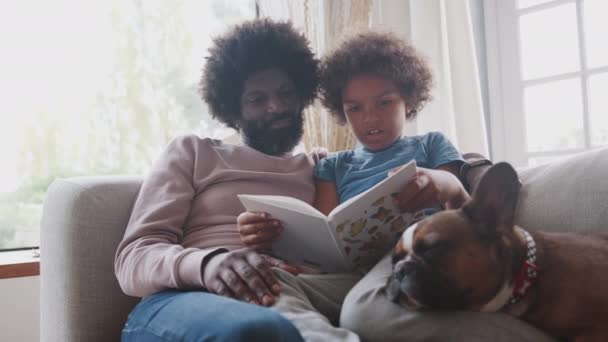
[372,196,385,206]
[368,225,379,234]
[335,220,349,233]
[350,218,367,237]
[343,237,362,244]
[371,205,391,222]
[390,216,407,232]
[412,210,425,222]
[358,232,389,252]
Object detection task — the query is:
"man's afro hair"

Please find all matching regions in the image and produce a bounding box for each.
[200,19,319,129]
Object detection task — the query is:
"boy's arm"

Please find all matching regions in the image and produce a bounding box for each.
[437,161,461,179]
[436,162,470,209]
[314,180,340,216]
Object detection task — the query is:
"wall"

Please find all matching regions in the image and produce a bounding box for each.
[0,276,40,342]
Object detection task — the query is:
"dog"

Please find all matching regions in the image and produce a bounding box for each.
[386,162,608,341]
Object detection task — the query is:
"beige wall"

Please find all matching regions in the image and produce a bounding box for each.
[0,276,40,342]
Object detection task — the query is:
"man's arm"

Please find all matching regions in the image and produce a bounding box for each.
[460,152,494,195]
[114,136,223,297]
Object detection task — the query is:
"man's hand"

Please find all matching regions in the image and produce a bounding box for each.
[237,211,282,250]
[391,167,470,212]
[202,248,299,306]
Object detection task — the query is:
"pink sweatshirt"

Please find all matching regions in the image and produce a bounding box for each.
[114,135,315,297]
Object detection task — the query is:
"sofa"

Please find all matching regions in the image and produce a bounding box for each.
[40,148,608,342]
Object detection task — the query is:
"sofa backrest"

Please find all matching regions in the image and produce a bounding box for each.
[516,147,608,234]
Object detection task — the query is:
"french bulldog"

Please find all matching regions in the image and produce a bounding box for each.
[387,162,608,342]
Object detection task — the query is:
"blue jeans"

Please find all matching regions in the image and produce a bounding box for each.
[122,290,304,342]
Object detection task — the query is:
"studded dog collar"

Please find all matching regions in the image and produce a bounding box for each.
[509,229,539,305]
[481,228,539,312]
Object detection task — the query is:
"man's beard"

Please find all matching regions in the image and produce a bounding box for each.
[240,111,304,156]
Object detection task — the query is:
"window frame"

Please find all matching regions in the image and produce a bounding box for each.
[484,0,605,166]
[0,249,40,279]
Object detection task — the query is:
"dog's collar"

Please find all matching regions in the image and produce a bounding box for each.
[480,228,539,313]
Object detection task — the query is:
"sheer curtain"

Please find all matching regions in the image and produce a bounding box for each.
[371,0,489,155]
[258,0,487,155]
[0,0,256,250]
[258,0,373,152]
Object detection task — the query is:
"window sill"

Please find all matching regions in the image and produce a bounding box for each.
[0,250,40,279]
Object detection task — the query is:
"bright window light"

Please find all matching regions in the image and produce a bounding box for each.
[0,0,254,250]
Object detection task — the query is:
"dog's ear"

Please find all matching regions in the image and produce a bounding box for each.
[462,162,521,238]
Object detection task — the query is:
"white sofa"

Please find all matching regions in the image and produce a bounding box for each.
[40,148,608,342]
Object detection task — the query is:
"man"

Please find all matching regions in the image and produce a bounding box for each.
[115,19,360,341]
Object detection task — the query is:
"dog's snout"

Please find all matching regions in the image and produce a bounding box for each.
[387,260,427,309]
[386,275,402,302]
[395,259,419,278]
[402,260,418,273]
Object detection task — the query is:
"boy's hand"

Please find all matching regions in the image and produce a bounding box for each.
[310,146,329,164]
[391,167,470,213]
[237,211,283,250]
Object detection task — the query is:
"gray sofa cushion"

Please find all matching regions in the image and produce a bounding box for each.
[516,147,608,234]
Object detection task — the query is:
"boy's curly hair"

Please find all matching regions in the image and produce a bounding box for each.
[319,31,433,124]
[200,19,319,129]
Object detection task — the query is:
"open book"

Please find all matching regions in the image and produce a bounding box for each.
[238,160,424,273]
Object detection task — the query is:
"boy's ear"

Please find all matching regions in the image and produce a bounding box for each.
[462,162,521,238]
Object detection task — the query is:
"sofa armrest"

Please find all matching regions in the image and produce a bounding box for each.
[40,176,143,342]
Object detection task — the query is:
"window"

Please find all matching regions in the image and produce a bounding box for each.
[485,0,608,166]
[0,0,255,251]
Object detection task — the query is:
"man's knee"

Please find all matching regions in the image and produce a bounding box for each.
[341,286,556,342]
[222,307,303,342]
[340,285,452,342]
[124,291,303,342]
[340,285,391,339]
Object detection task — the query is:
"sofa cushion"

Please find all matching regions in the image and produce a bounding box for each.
[516,148,608,234]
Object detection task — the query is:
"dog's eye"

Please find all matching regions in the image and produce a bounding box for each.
[414,241,444,259]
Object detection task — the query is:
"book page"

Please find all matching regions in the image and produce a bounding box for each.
[238,195,349,272]
[326,161,424,271]
[328,160,416,221]
[238,195,325,219]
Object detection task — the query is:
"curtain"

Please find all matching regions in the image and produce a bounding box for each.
[257,0,374,152]
[371,0,489,155]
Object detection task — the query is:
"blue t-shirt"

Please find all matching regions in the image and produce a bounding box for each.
[313,132,463,204]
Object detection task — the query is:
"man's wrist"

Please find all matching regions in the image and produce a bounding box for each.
[201,248,228,288]
[459,156,493,194]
